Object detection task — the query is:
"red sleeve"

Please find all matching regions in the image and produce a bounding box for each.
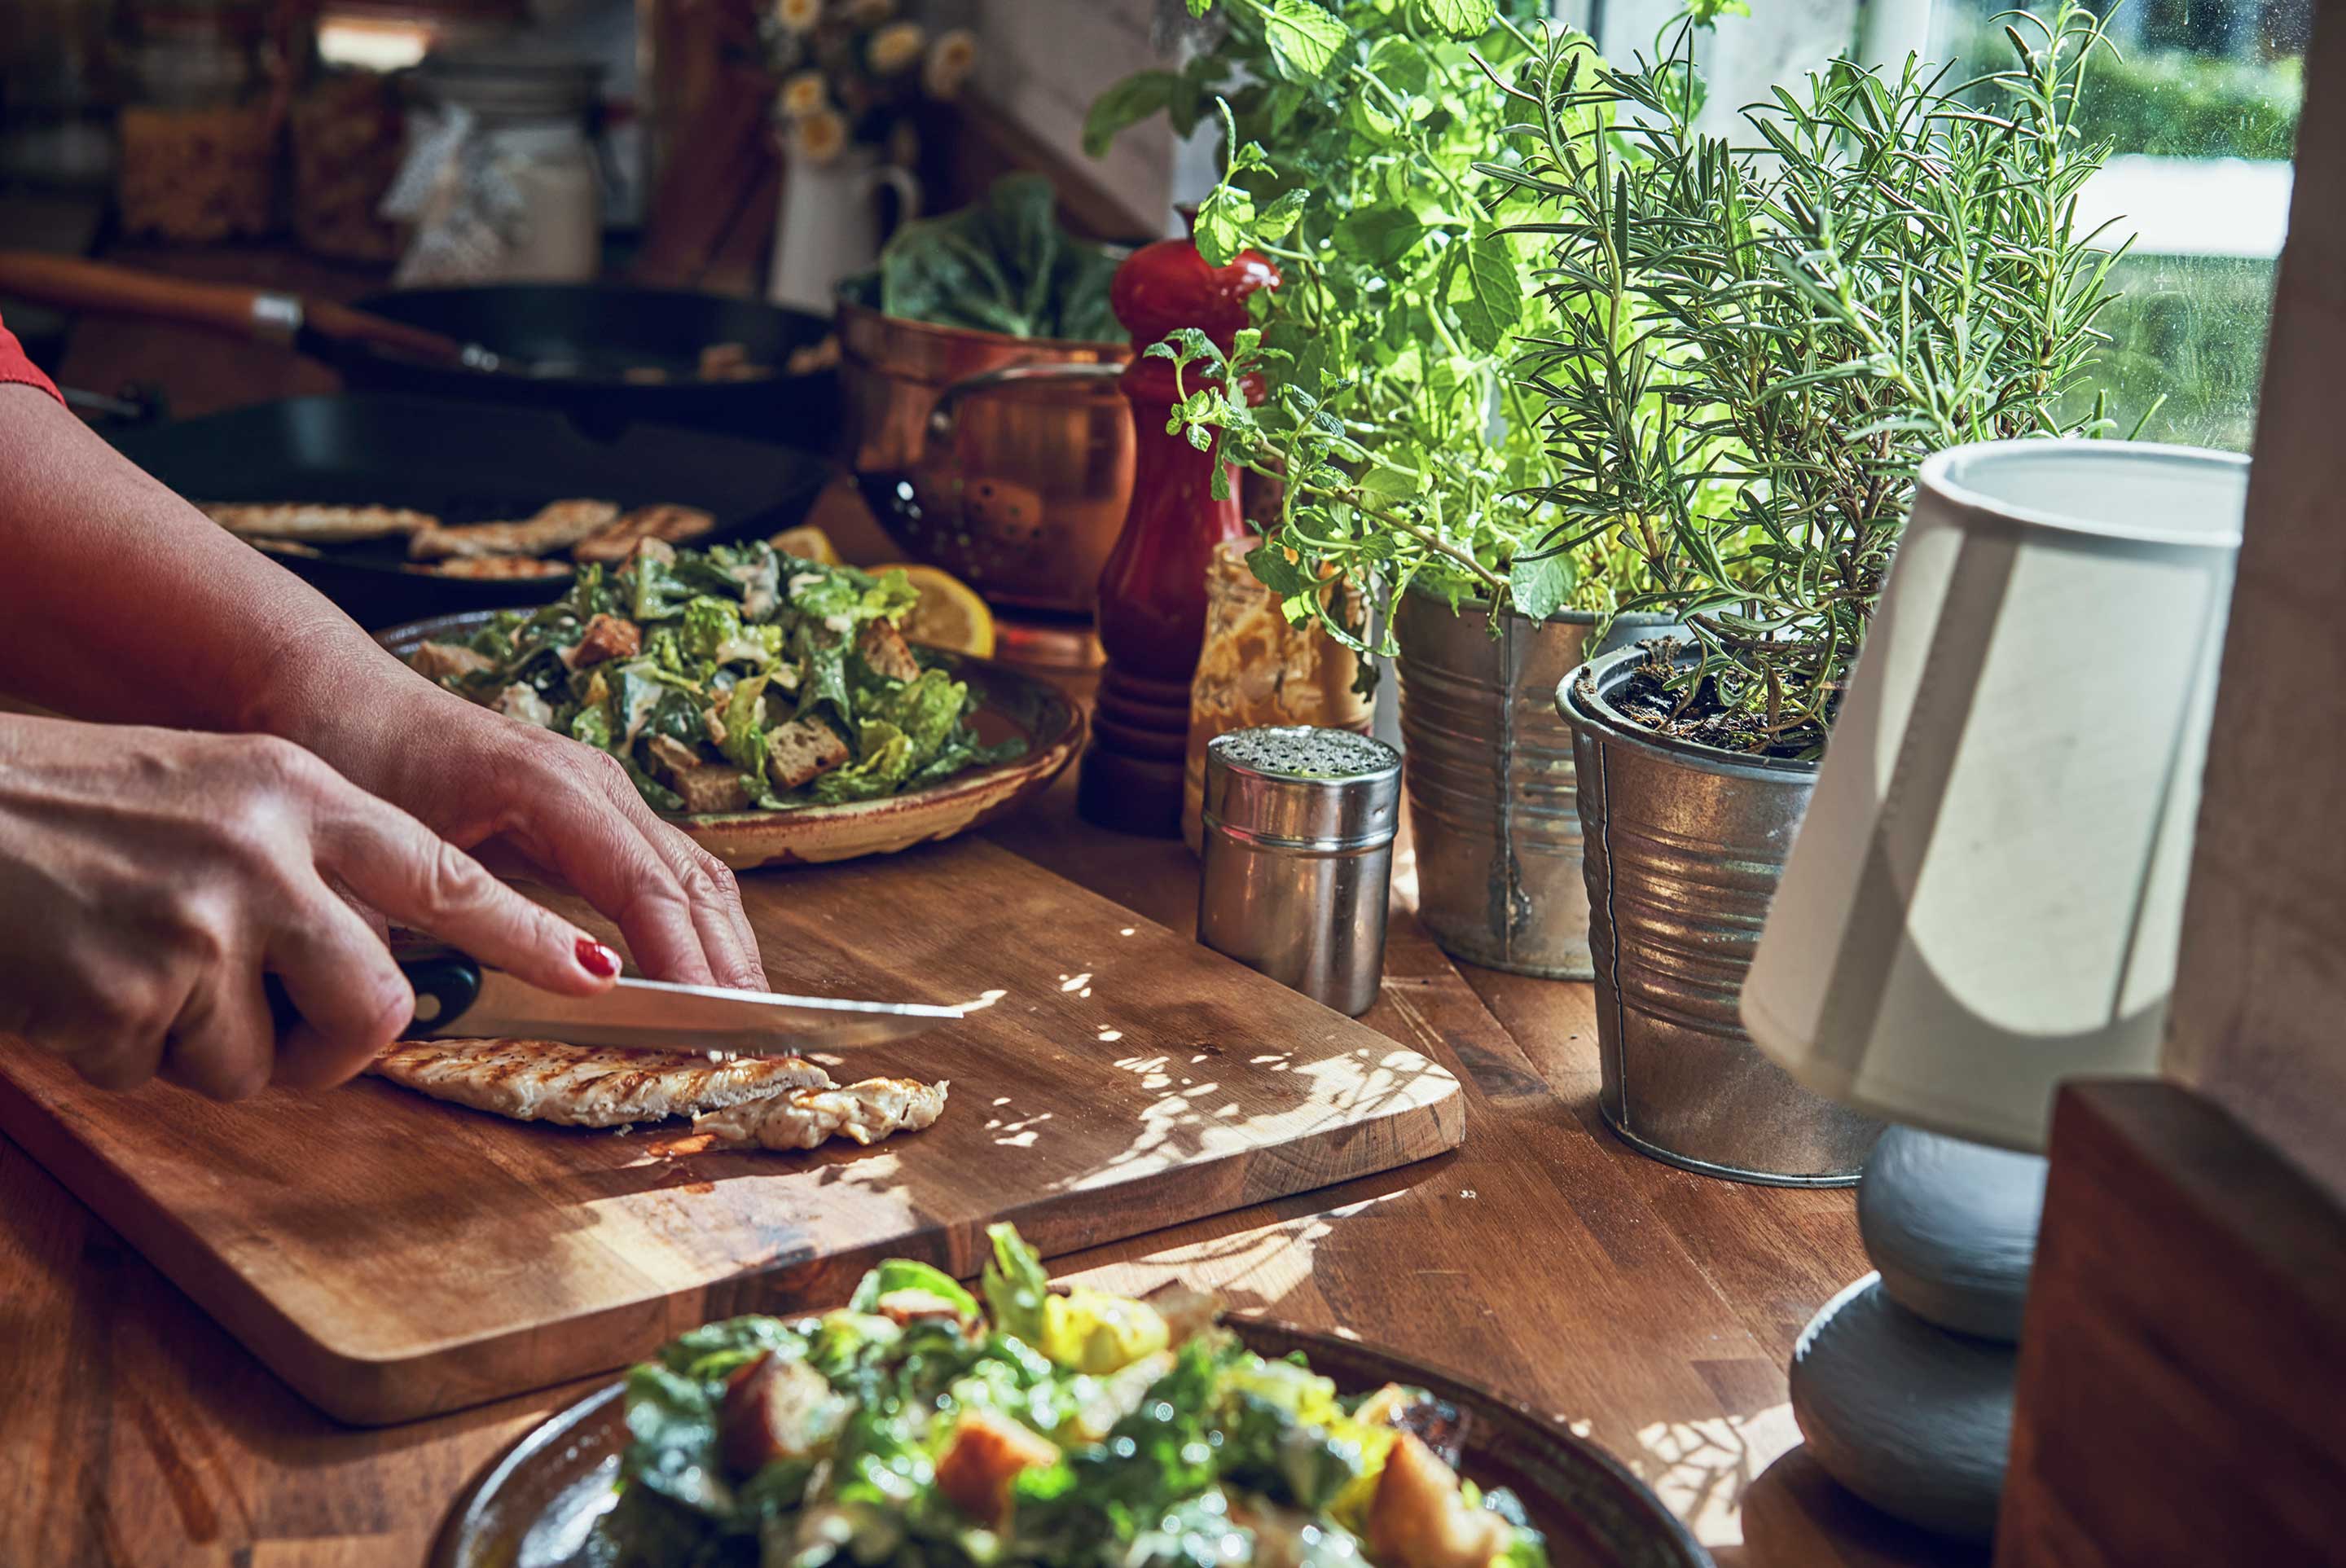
[0,311,64,405]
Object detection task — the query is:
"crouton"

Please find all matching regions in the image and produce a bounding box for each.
[647,734,703,778]
[1140,1280,1224,1347]
[410,640,497,683]
[670,762,753,814]
[719,1353,844,1477]
[937,1411,1060,1529]
[858,620,922,683]
[1365,1434,1510,1568]
[767,717,850,791]
[875,1288,978,1332]
[561,613,641,670]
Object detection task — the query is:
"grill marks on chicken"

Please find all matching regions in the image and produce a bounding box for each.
[409,499,622,560]
[368,1038,949,1152]
[202,503,438,542]
[368,1039,832,1127]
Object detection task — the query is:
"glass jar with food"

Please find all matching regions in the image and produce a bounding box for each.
[289,67,404,262]
[116,0,280,241]
[1181,538,1373,854]
[388,46,604,284]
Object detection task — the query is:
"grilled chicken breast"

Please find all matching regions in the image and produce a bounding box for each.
[573,504,716,564]
[694,1077,950,1151]
[409,499,621,560]
[369,1039,831,1127]
[203,503,437,541]
[417,556,576,580]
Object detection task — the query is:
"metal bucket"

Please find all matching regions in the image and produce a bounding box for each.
[1559,646,1883,1185]
[1392,591,1672,978]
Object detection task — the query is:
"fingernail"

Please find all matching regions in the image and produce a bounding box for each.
[575,938,621,978]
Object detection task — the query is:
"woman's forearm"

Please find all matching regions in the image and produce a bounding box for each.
[0,383,411,742]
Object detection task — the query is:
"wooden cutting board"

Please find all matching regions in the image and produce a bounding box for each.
[0,837,1460,1426]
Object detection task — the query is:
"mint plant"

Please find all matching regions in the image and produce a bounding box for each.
[1090,0,1641,654]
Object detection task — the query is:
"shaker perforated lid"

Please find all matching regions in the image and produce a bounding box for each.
[1203,726,1401,849]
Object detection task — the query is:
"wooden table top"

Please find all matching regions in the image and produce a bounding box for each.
[1,266,1983,1567]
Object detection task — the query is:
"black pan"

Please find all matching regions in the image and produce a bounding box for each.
[0,253,843,450]
[108,394,835,630]
[337,283,843,449]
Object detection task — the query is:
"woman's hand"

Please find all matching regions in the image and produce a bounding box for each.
[0,382,765,995]
[0,714,620,1098]
[297,683,768,992]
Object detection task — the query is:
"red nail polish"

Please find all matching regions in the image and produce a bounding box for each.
[575,938,620,977]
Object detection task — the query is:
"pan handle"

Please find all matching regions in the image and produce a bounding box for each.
[0,250,308,345]
[924,361,1126,453]
[0,251,463,367]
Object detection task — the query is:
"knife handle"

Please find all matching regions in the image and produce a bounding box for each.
[262,954,485,1040]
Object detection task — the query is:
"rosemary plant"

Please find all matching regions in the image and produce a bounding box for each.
[1487,1,2130,753]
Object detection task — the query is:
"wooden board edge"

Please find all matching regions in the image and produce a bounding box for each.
[1,1043,1461,1425]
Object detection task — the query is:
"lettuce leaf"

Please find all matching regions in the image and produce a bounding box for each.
[980,1223,1051,1346]
[874,669,971,762]
[848,1258,980,1320]
[864,174,1122,341]
[718,673,770,778]
[682,595,744,661]
[809,721,916,804]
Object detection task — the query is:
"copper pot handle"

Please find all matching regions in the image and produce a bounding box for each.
[924,362,1127,452]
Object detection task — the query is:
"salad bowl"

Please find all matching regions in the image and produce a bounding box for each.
[377,609,1083,870]
[429,1315,1709,1568]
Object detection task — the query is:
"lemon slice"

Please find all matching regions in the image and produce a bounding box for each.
[869,562,996,658]
[768,523,842,564]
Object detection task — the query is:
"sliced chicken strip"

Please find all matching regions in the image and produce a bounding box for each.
[694,1078,949,1151]
[409,499,620,560]
[369,1039,831,1127]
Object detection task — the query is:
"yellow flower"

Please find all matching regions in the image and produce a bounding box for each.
[791,106,850,165]
[841,0,894,22]
[779,69,828,118]
[923,27,977,99]
[866,19,925,76]
[775,0,820,31]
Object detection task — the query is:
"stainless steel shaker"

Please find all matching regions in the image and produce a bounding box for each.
[1197,726,1403,1016]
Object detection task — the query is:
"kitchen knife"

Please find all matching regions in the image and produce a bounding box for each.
[265,952,964,1057]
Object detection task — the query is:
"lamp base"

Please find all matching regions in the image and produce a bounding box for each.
[1790,1274,2016,1541]
[1790,1126,2049,1543]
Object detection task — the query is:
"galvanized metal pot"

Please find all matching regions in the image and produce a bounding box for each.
[1559,646,1883,1185]
[1392,591,1673,979]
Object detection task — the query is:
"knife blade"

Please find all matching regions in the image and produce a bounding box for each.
[266,953,965,1058]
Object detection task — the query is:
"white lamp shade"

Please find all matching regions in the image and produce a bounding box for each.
[1742,441,2246,1153]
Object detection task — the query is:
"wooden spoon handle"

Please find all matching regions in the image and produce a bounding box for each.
[0,252,464,367]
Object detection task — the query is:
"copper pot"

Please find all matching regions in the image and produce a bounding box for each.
[838,287,1131,616]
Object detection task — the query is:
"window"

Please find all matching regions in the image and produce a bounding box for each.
[1572,0,2308,453]
[1934,0,2305,451]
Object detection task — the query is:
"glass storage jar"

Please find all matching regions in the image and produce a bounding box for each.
[1180,537,1373,853]
[116,0,279,240]
[404,46,603,282]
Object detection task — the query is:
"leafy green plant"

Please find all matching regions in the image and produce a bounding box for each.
[850,173,1122,340]
[1088,0,1645,648]
[1488,1,2129,753]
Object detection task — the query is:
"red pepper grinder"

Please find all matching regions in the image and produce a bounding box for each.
[1077,222,1279,836]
